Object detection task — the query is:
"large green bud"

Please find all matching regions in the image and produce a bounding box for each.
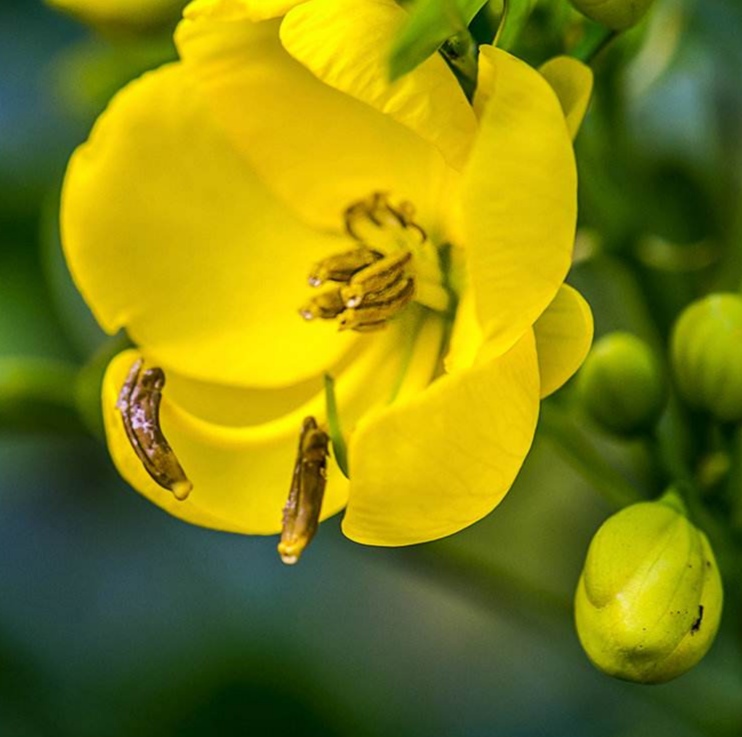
[575,491,723,684]
[671,294,742,422]
[569,0,656,30]
[577,332,666,436]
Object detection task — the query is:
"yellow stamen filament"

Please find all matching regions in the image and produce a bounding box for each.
[278,417,329,565]
[117,359,193,500]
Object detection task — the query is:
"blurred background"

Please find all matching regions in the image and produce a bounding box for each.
[2,0,742,734]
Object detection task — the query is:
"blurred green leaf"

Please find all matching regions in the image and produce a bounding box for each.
[0,357,85,434]
[389,0,488,80]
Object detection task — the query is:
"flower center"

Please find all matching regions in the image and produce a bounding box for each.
[299,193,449,332]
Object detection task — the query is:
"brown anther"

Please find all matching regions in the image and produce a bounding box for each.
[344,193,427,249]
[340,250,412,303]
[307,247,383,287]
[117,359,192,500]
[338,277,415,331]
[278,417,330,565]
[299,287,346,321]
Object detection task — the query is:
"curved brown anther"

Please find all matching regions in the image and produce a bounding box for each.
[344,192,427,251]
[299,287,346,321]
[307,246,382,287]
[340,250,412,306]
[117,359,192,500]
[278,417,330,565]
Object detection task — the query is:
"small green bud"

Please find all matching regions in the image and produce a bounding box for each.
[672,294,742,422]
[577,332,666,436]
[575,491,723,684]
[569,0,655,30]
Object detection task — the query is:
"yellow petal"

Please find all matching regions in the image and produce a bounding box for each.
[460,46,577,358]
[184,0,304,22]
[103,314,414,534]
[62,63,359,388]
[280,0,477,171]
[176,13,449,231]
[534,284,594,398]
[539,56,594,140]
[342,330,539,546]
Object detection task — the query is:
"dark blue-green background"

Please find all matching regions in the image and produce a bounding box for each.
[1,1,741,734]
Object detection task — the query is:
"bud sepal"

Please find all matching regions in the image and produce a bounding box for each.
[577,331,666,437]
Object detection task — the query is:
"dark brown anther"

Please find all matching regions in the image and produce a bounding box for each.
[278,417,330,565]
[117,359,193,500]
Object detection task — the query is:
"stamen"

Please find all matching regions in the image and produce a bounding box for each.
[299,287,345,321]
[278,417,329,565]
[338,278,415,331]
[340,251,412,308]
[308,247,382,287]
[301,192,440,331]
[345,193,426,251]
[117,359,192,500]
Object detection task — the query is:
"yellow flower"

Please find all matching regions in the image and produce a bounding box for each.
[61,0,594,556]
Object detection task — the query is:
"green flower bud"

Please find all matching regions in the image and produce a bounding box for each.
[569,0,655,30]
[671,294,742,422]
[575,491,723,684]
[577,332,666,436]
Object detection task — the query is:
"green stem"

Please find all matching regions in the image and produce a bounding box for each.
[571,24,619,64]
[0,357,86,435]
[539,402,643,510]
[494,0,536,51]
[324,373,350,479]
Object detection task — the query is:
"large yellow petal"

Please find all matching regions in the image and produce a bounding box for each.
[62,62,359,388]
[539,56,594,140]
[103,311,422,534]
[460,46,577,359]
[342,330,539,546]
[534,284,593,398]
[280,0,477,171]
[176,13,449,232]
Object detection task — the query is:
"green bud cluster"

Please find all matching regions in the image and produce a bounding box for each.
[671,294,742,423]
[569,0,656,30]
[575,491,723,684]
[577,332,666,436]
